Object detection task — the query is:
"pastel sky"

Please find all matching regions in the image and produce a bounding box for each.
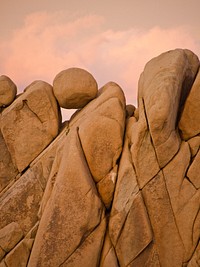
[1,0,200,119]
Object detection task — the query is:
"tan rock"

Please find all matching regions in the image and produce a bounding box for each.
[79,115,123,182]
[128,243,161,267]
[100,231,119,267]
[0,130,18,193]
[97,165,118,209]
[0,222,23,253]
[53,68,98,109]
[61,217,106,267]
[175,191,200,262]
[5,239,31,267]
[115,193,153,267]
[126,104,136,117]
[142,171,185,266]
[163,142,192,213]
[0,247,5,262]
[0,169,43,234]
[78,95,125,182]
[1,80,61,172]
[69,82,126,128]
[130,99,160,188]
[179,69,200,140]
[109,121,140,247]
[187,136,200,157]
[187,150,200,189]
[0,75,17,107]
[28,129,105,267]
[187,240,200,266]
[0,260,6,267]
[163,142,199,261]
[138,49,199,167]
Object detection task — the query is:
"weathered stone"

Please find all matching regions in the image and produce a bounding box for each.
[0,222,23,253]
[109,119,140,247]
[130,99,160,188]
[142,171,185,266]
[0,49,199,267]
[0,130,18,193]
[187,240,200,266]
[53,68,98,109]
[78,92,125,182]
[97,166,118,209]
[115,193,153,267]
[179,69,200,140]
[0,169,43,234]
[69,82,126,129]
[163,142,199,261]
[1,80,61,172]
[0,260,6,267]
[5,239,31,267]
[28,129,105,267]
[79,115,123,182]
[0,75,17,107]
[100,232,119,267]
[126,104,135,117]
[61,217,106,267]
[138,49,199,167]
[0,248,5,262]
[128,243,160,267]
[187,150,200,189]
[175,191,200,262]
[187,136,200,157]
[163,142,192,213]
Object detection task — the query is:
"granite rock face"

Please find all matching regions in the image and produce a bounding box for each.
[0,49,199,267]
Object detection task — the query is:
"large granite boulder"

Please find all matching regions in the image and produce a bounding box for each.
[0,50,199,267]
[53,68,98,109]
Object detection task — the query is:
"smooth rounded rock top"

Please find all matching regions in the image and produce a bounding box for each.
[53,68,98,109]
[0,75,17,107]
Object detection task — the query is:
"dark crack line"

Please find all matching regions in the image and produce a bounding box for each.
[23,100,43,124]
[192,206,200,245]
[185,175,198,190]
[183,237,200,265]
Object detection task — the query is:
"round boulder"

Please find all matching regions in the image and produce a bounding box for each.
[0,75,17,107]
[53,68,98,109]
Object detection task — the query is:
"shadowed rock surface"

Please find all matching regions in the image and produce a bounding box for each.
[0,49,199,267]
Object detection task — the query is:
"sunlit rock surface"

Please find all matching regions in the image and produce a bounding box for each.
[0,49,199,267]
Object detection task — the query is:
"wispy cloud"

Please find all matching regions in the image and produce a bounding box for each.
[0,11,199,119]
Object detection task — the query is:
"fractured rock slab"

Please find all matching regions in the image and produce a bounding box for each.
[138,49,199,167]
[1,81,61,172]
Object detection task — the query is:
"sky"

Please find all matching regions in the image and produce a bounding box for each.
[1,0,200,120]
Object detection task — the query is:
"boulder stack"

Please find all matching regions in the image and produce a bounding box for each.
[0,49,199,267]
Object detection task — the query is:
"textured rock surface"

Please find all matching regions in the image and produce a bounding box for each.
[0,75,17,107]
[0,49,199,267]
[1,80,61,172]
[53,67,98,109]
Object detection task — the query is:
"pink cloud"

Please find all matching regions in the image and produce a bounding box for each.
[0,11,199,120]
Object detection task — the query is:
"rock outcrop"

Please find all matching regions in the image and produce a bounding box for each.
[0,49,199,267]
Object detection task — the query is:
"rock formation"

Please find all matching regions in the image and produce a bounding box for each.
[0,49,199,267]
